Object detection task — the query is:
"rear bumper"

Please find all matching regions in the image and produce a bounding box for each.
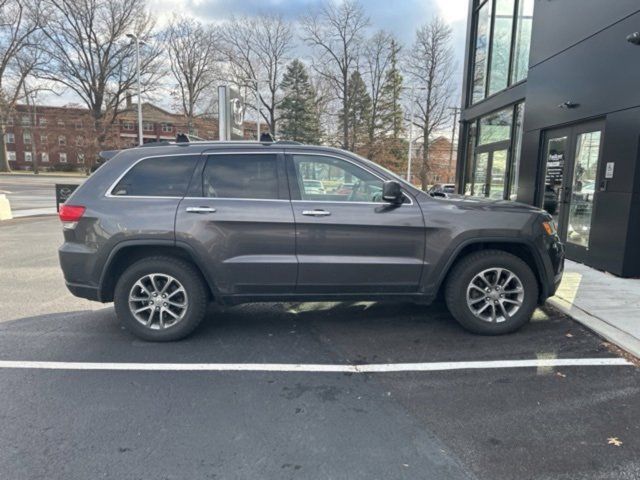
[59,241,101,301]
[65,281,101,301]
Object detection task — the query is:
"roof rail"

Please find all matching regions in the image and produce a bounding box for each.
[274,140,302,145]
[139,140,172,148]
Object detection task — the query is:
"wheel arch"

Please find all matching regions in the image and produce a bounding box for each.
[98,240,217,302]
[436,239,548,303]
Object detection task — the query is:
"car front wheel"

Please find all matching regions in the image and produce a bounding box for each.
[445,250,539,335]
[114,256,208,341]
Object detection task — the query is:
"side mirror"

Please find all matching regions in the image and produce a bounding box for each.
[382,180,403,204]
[430,191,447,198]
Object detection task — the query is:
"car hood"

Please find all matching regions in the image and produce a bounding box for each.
[424,193,546,215]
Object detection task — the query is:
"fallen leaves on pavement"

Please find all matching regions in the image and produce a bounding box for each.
[607,437,623,447]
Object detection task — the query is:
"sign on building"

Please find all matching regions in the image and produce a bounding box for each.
[218,85,245,141]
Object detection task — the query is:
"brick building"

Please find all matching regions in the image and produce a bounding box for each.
[4,101,259,172]
[411,136,457,186]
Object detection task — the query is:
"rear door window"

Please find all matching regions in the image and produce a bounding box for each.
[112,156,197,197]
[203,154,280,199]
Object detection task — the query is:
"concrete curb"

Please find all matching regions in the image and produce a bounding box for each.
[547,296,640,359]
[0,194,13,220]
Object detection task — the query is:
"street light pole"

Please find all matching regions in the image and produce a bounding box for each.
[127,33,144,146]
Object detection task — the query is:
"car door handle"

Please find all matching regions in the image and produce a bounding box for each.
[186,206,216,214]
[302,209,331,217]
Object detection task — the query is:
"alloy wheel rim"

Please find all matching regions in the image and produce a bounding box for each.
[466,268,524,323]
[128,273,188,330]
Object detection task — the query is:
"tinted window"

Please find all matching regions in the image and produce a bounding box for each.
[203,154,279,199]
[112,156,196,197]
[293,154,384,203]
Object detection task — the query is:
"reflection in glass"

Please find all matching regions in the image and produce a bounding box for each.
[472,152,489,196]
[567,131,601,248]
[478,107,513,145]
[511,0,534,84]
[488,0,515,96]
[509,104,524,200]
[489,150,508,199]
[464,123,478,195]
[472,1,492,103]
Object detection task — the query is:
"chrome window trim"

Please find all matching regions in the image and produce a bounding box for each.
[183,197,289,203]
[289,152,415,206]
[105,149,415,206]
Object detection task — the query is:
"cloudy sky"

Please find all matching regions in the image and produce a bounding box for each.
[44,0,469,108]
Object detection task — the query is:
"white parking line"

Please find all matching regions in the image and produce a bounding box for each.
[0,358,631,373]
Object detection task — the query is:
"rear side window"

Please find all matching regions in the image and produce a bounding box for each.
[112,156,196,197]
[203,154,279,199]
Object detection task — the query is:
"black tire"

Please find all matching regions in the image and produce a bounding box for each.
[114,256,208,341]
[444,250,538,335]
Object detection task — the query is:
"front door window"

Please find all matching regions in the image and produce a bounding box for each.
[293,155,384,203]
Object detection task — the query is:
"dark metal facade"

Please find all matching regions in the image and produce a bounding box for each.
[457,0,640,276]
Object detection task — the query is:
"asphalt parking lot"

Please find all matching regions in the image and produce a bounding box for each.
[1,216,639,480]
[0,174,83,213]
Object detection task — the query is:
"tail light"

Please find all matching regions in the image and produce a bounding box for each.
[59,204,85,228]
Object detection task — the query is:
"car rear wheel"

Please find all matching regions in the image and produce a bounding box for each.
[114,256,208,341]
[444,250,538,335]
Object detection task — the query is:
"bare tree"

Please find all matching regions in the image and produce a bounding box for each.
[0,0,47,172]
[405,17,455,189]
[301,0,370,150]
[221,13,292,134]
[164,16,222,134]
[41,0,162,168]
[363,30,398,158]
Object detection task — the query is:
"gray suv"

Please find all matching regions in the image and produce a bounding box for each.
[58,141,564,341]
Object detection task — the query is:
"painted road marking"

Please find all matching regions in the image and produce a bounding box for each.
[0,358,631,373]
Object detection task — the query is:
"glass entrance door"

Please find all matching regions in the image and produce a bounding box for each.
[541,121,604,258]
[469,141,510,199]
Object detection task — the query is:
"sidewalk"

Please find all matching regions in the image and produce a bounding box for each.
[547,260,640,358]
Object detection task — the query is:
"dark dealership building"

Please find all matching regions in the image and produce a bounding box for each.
[456,0,640,277]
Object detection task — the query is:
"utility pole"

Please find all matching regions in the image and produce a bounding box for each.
[127,33,145,146]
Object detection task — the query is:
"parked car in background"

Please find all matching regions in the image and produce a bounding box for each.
[427,183,456,196]
[58,140,564,341]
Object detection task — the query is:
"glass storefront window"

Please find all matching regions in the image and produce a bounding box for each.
[464,103,523,200]
[488,0,515,96]
[478,107,513,145]
[470,0,534,104]
[509,103,524,200]
[511,0,534,84]
[472,1,492,104]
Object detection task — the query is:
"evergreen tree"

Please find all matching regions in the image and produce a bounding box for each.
[279,59,321,143]
[340,70,372,152]
[374,39,407,173]
[379,39,404,139]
